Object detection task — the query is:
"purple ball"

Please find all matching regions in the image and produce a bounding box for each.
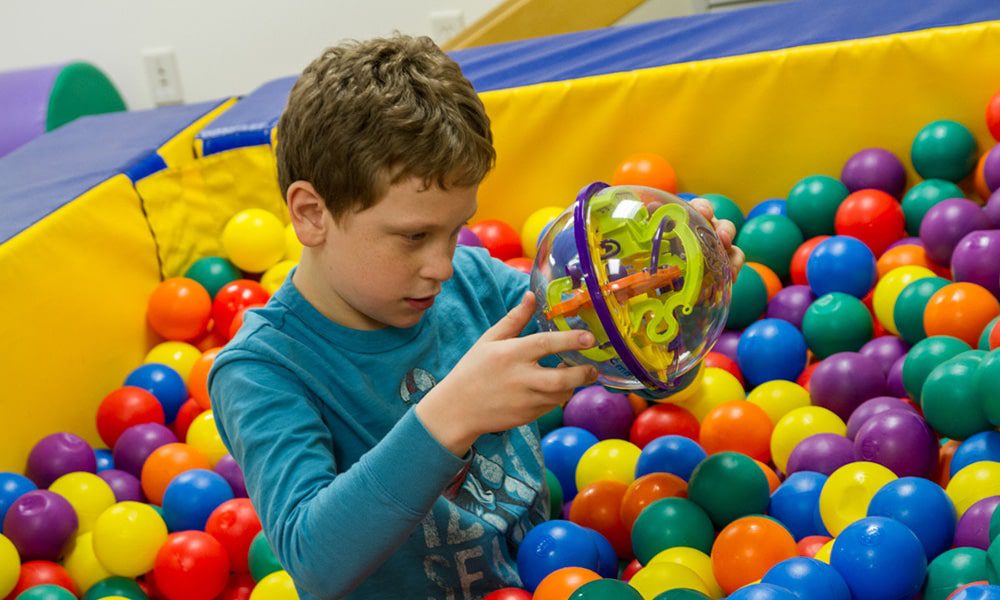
[786,433,855,476]
[984,144,1000,192]
[841,148,908,198]
[715,330,742,363]
[25,432,97,488]
[97,469,145,502]
[846,396,917,439]
[886,237,925,252]
[952,229,1000,297]
[112,423,178,478]
[985,189,1000,228]
[953,495,1000,550]
[562,386,635,440]
[919,198,992,264]
[887,355,908,398]
[766,285,816,329]
[853,409,938,478]
[457,227,483,247]
[214,454,248,498]
[859,336,911,375]
[809,352,887,421]
[3,490,78,560]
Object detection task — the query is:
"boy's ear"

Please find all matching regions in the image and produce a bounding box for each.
[287,181,328,247]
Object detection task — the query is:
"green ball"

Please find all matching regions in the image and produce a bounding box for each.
[570,578,644,599]
[911,120,979,182]
[987,534,1000,584]
[687,452,770,529]
[700,193,745,234]
[184,256,241,298]
[15,586,76,600]
[536,405,563,438]
[901,179,965,236]
[727,266,768,329]
[249,530,283,582]
[903,335,972,401]
[653,590,711,600]
[894,277,952,345]
[977,349,1000,427]
[735,215,804,281]
[83,577,148,600]
[921,352,989,440]
[990,493,1000,543]
[980,317,1000,351]
[802,292,873,358]
[786,175,849,238]
[631,497,715,563]
[924,547,988,600]
[544,468,564,520]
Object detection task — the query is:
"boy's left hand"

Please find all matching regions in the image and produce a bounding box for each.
[689,197,745,278]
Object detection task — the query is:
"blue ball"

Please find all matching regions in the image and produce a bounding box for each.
[768,471,828,541]
[737,319,808,386]
[161,469,234,532]
[516,520,599,591]
[806,236,877,299]
[541,427,599,499]
[748,198,788,220]
[586,528,618,578]
[124,363,187,424]
[677,192,698,201]
[94,448,114,472]
[762,557,850,600]
[634,435,706,481]
[830,517,927,600]
[867,476,956,560]
[951,431,1000,477]
[726,583,798,600]
[951,585,1000,600]
[0,472,36,534]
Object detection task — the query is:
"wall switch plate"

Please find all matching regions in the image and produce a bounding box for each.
[142,47,184,106]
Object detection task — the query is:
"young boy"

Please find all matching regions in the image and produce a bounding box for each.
[209,34,742,599]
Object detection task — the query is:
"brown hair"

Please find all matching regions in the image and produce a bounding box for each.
[276,34,495,219]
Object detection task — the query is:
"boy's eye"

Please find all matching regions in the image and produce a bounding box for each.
[403,232,427,242]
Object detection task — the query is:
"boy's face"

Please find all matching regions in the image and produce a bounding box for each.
[303,177,478,330]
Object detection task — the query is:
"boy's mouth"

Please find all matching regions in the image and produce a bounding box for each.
[405,295,436,310]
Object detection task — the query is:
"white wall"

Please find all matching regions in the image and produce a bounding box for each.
[0,0,501,110]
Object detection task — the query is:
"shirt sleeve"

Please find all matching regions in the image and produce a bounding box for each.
[209,352,469,598]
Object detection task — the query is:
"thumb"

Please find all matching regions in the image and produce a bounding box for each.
[481,292,536,342]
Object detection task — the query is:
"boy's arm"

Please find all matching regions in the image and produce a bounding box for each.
[210,354,468,598]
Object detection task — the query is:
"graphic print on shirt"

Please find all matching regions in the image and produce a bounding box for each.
[400,367,437,404]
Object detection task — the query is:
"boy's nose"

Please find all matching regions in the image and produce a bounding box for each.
[421,246,454,282]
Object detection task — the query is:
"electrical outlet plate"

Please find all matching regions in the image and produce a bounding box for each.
[430,9,466,43]
[142,47,184,106]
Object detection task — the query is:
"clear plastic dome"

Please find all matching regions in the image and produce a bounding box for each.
[531,183,732,392]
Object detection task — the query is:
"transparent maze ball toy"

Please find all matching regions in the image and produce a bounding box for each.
[531,183,732,396]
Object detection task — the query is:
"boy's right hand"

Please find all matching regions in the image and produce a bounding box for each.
[415,291,599,456]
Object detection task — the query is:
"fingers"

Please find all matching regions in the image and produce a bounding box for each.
[481,292,536,342]
[714,219,737,248]
[729,245,746,278]
[531,364,599,394]
[517,329,596,361]
[689,197,715,222]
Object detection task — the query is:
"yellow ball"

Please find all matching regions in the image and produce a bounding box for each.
[747,380,811,426]
[222,208,286,273]
[676,367,746,422]
[575,439,642,490]
[649,547,722,599]
[186,411,228,466]
[250,570,300,600]
[262,260,297,295]
[64,532,113,593]
[819,461,897,536]
[284,223,303,262]
[872,265,936,334]
[946,461,1000,516]
[144,341,201,380]
[813,538,835,564]
[629,562,711,599]
[770,406,846,474]
[655,366,705,406]
[520,206,564,259]
[92,501,168,577]
[49,472,116,534]
[0,534,19,598]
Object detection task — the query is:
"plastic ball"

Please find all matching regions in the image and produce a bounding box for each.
[95,450,113,473]
[542,427,599,500]
[834,189,905,257]
[112,422,177,479]
[82,576,148,600]
[802,293,873,358]
[634,435,706,481]
[911,120,979,182]
[6,562,78,599]
[213,455,247,499]
[819,461,897,536]
[221,209,285,273]
[49,473,116,535]
[532,566,601,600]
[925,283,1000,347]
[161,469,234,532]
[563,386,634,441]
[983,144,1000,192]
[894,277,952,345]
[154,530,230,600]
[728,267,768,330]
[248,531,281,583]
[568,578,643,599]
[771,407,847,475]
[805,236,877,300]
[13,584,78,599]
[146,278,212,341]
[484,589,531,600]
[568,481,631,557]
[260,260,295,295]
[184,257,241,299]
[790,236,830,286]
[903,335,973,401]
[140,442,211,505]
[575,439,641,490]
[747,380,810,426]
[787,175,849,238]
[877,243,949,279]
[952,432,1000,478]
[517,520,599,592]
[26,432,97,488]
[922,352,990,440]
[711,516,798,595]
[0,534,18,597]
[737,319,808,386]
[786,433,854,476]
[688,452,770,529]
[808,352,886,421]
[736,215,803,280]
[873,265,936,334]
[768,471,828,541]
[173,399,207,445]
[521,206,564,259]
[988,190,1000,228]
[629,404,699,448]
[63,531,112,594]
[647,546,721,598]
[979,350,1000,427]
[948,462,1000,516]
[92,502,167,577]
[920,198,992,265]
[283,223,302,261]
[676,367,746,422]
[700,193,745,234]
[0,474,36,534]
[844,396,915,439]
[925,548,989,600]
[612,152,677,193]
[699,401,773,462]
[980,317,1000,351]
[747,198,787,221]
[900,179,965,236]
[185,411,227,466]
[248,571,297,600]
[841,148,907,198]
[765,285,814,330]
[96,470,143,504]
[747,262,782,301]
[96,387,165,449]
[144,342,202,382]
[831,516,927,600]
[2,492,79,561]
[762,557,850,600]
[470,219,523,261]
[955,496,1000,550]
[188,347,220,410]
[858,336,910,376]
[123,363,187,425]
[853,409,937,477]
[630,562,710,598]
[867,476,956,560]
[631,497,714,562]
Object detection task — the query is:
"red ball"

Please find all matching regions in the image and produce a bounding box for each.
[629,404,700,448]
[703,352,744,387]
[469,220,523,262]
[171,398,206,441]
[988,89,1000,142]
[483,589,532,600]
[212,281,270,339]
[990,318,1000,350]
[790,236,830,286]
[154,531,230,600]
[621,558,643,582]
[796,361,821,390]
[797,535,831,558]
[8,561,78,598]
[96,386,166,447]
[503,257,533,274]
[205,498,262,573]
[228,303,265,340]
[834,189,905,257]
[147,278,213,341]
[218,571,255,600]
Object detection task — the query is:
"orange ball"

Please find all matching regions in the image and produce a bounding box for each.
[188,347,221,410]
[934,439,961,488]
[754,459,781,494]
[876,244,949,279]
[532,567,601,600]
[147,278,212,341]
[619,472,688,533]
[699,401,773,463]
[746,262,782,301]
[141,443,211,505]
[612,153,678,193]
[975,151,991,201]
[711,516,798,595]
[568,480,632,558]
[923,282,1000,347]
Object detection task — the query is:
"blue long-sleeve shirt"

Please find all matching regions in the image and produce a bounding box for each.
[208,246,549,599]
